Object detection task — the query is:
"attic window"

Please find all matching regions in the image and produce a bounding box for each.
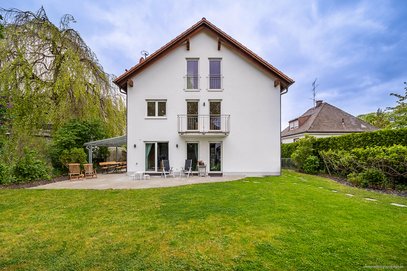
[289,120,299,130]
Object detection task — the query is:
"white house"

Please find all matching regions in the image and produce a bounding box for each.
[281,100,377,143]
[114,18,294,176]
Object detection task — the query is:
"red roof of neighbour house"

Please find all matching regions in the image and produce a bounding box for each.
[113,18,295,92]
[281,101,378,138]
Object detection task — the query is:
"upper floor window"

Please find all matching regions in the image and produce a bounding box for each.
[289,120,299,130]
[209,59,222,90]
[147,100,166,117]
[186,59,199,90]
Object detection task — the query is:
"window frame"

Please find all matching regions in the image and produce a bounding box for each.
[208,58,223,91]
[145,99,167,119]
[185,58,200,91]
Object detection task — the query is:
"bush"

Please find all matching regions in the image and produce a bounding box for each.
[59,147,87,167]
[50,119,108,170]
[321,145,407,189]
[291,135,319,172]
[13,148,50,182]
[303,155,320,174]
[347,169,387,189]
[0,162,15,184]
[281,142,299,158]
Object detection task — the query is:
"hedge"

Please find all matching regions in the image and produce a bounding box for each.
[281,128,407,158]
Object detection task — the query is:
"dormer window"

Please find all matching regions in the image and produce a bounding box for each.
[289,120,299,130]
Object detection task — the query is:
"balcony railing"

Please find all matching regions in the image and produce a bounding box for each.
[208,75,222,90]
[184,75,200,90]
[178,114,230,135]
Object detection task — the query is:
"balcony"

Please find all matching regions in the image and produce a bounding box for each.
[178,114,230,136]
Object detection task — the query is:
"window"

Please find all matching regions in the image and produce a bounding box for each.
[209,59,221,89]
[187,101,199,130]
[289,120,299,130]
[146,100,166,117]
[186,59,199,89]
[209,101,221,130]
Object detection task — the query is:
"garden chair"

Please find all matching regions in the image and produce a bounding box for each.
[161,160,174,178]
[68,163,83,180]
[182,159,192,178]
[83,163,97,179]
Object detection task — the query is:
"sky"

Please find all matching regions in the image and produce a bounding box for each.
[2,0,407,128]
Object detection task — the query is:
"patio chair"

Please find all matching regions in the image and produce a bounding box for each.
[68,163,84,180]
[161,160,174,178]
[83,163,97,179]
[182,159,192,178]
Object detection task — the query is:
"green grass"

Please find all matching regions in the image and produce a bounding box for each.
[1,170,406,270]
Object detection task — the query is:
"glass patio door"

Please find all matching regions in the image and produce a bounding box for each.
[209,142,222,172]
[187,143,199,171]
[145,142,168,172]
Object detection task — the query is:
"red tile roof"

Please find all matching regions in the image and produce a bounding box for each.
[113,18,294,92]
[281,102,378,138]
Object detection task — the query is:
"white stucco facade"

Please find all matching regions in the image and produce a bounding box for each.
[126,30,283,176]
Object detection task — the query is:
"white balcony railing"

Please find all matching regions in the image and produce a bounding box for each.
[178,114,230,135]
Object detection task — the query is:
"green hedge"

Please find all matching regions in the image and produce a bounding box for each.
[282,128,407,158]
[281,142,299,158]
[315,128,407,151]
[320,145,407,190]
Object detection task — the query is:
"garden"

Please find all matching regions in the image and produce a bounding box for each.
[1,170,406,270]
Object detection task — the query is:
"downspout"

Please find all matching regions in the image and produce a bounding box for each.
[279,86,288,176]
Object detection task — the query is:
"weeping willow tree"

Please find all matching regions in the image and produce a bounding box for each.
[0,7,126,150]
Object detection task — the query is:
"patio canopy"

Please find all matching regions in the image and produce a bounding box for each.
[84,135,127,147]
[84,135,127,163]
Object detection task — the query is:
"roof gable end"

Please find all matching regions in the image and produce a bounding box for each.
[113,18,294,92]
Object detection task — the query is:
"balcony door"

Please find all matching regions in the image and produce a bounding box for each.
[187,101,199,130]
[209,101,221,130]
[145,142,168,172]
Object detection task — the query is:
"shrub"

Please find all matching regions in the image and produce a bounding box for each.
[281,142,299,158]
[291,135,319,172]
[347,169,387,189]
[0,162,15,184]
[50,119,108,170]
[303,155,320,174]
[321,145,407,189]
[13,148,50,182]
[59,147,87,167]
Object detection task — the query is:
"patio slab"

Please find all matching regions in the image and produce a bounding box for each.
[30,174,245,190]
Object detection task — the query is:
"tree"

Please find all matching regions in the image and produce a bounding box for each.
[388,82,407,128]
[0,7,125,144]
[357,108,391,129]
[0,15,4,39]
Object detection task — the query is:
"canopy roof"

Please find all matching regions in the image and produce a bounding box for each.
[84,135,127,147]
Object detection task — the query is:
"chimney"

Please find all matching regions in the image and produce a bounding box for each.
[316,100,323,107]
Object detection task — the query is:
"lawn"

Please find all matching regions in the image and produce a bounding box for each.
[0,170,406,270]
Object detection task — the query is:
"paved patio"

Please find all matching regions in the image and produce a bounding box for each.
[30,174,245,190]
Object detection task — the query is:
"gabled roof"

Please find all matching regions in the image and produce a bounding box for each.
[281,102,377,137]
[113,18,294,92]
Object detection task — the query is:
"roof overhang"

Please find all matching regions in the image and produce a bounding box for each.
[113,18,294,93]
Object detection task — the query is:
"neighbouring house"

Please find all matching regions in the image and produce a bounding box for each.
[281,100,377,143]
[113,18,294,176]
